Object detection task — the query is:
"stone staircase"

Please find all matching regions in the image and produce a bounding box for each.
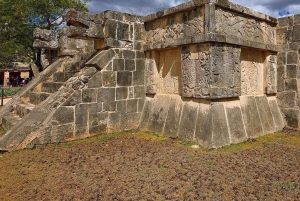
[0,59,79,132]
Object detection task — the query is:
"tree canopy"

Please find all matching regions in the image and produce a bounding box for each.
[0,0,90,68]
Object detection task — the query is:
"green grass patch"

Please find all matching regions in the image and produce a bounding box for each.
[0,87,21,97]
[217,132,300,152]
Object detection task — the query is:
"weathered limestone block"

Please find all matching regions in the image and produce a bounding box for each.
[215,7,276,44]
[276,91,296,108]
[89,112,108,134]
[148,95,171,133]
[255,95,276,134]
[86,49,117,70]
[145,51,159,94]
[182,43,241,99]
[266,54,277,94]
[225,101,247,144]
[52,106,75,125]
[240,96,264,138]
[163,95,183,137]
[241,49,264,95]
[281,108,300,129]
[268,97,285,131]
[144,6,205,48]
[211,102,230,148]
[178,101,199,140]
[195,101,212,147]
[154,49,182,95]
[277,65,286,92]
[33,28,59,49]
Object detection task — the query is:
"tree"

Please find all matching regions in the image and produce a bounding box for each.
[0,0,90,68]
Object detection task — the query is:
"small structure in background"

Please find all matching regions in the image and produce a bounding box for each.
[0,62,33,87]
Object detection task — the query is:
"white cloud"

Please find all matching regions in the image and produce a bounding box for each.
[87,0,300,17]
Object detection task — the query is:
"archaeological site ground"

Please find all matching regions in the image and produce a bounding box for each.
[0,0,298,150]
[0,0,300,199]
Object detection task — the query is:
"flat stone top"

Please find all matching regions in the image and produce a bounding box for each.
[143,0,277,24]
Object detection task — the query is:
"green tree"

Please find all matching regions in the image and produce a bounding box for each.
[0,0,90,68]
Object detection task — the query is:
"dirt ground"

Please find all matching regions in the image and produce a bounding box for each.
[0,131,299,201]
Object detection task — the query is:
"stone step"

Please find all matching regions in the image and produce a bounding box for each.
[41,82,64,93]
[53,72,74,82]
[29,92,51,105]
[63,62,79,73]
[15,103,35,118]
[2,113,21,131]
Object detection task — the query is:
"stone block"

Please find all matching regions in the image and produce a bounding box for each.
[52,106,74,125]
[75,104,88,124]
[120,113,141,131]
[276,91,296,108]
[62,90,82,106]
[277,65,286,92]
[116,87,128,100]
[268,97,285,131]
[122,50,135,59]
[240,96,264,138]
[281,108,300,129]
[97,88,115,102]
[292,25,300,42]
[125,59,135,71]
[75,123,88,137]
[113,59,125,71]
[195,102,212,147]
[54,124,74,142]
[277,52,286,65]
[102,71,117,87]
[225,101,247,144]
[286,65,297,78]
[82,88,97,103]
[287,51,298,64]
[134,23,144,41]
[134,86,146,99]
[289,42,299,51]
[276,28,291,44]
[162,95,183,137]
[133,63,145,86]
[294,14,300,25]
[89,112,108,134]
[117,71,132,86]
[88,71,103,88]
[178,101,198,141]
[129,87,134,99]
[107,112,121,133]
[104,19,117,38]
[138,98,145,113]
[86,49,116,70]
[139,97,154,130]
[148,95,171,133]
[127,99,138,113]
[117,22,130,41]
[211,102,230,148]
[278,17,289,27]
[255,95,276,134]
[285,79,298,91]
[103,101,116,111]
[116,100,127,112]
[136,51,145,59]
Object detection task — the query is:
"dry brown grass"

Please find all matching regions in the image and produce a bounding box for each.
[0,131,299,200]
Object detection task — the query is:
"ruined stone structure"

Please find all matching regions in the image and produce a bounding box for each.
[0,0,296,151]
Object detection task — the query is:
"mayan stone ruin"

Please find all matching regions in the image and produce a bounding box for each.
[0,0,298,151]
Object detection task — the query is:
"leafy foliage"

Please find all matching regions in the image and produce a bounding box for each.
[0,0,90,67]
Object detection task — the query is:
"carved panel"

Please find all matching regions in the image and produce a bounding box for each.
[215,7,276,44]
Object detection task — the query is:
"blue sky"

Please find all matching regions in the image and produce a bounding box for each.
[87,0,300,18]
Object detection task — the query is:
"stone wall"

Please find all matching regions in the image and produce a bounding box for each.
[276,15,300,129]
